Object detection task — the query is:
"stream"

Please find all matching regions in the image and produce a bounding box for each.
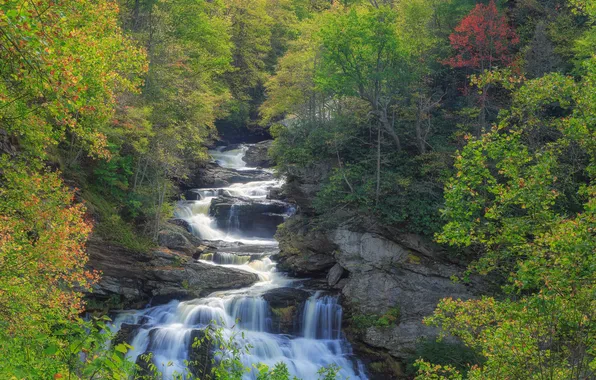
[112,145,367,379]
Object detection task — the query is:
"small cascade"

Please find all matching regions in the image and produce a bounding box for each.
[226,297,269,332]
[302,293,343,340]
[227,204,241,235]
[175,198,225,240]
[210,145,250,169]
[114,144,367,379]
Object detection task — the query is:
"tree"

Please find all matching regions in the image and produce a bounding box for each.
[524,22,562,78]
[444,0,519,133]
[0,0,146,376]
[316,4,411,151]
[418,5,596,377]
[445,0,518,71]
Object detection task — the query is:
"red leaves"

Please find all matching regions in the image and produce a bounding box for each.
[444,0,518,71]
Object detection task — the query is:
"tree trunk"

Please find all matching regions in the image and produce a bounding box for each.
[416,97,426,154]
[379,107,401,151]
[375,126,381,206]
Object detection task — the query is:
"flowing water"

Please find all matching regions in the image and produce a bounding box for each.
[113,145,367,379]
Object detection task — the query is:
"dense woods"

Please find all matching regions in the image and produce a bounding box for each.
[0,0,594,378]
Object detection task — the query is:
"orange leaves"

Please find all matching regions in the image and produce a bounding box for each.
[0,160,96,333]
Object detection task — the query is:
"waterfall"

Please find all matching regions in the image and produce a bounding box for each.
[227,204,241,235]
[114,144,367,380]
[302,293,343,340]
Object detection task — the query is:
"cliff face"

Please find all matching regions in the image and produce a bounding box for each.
[275,217,484,377]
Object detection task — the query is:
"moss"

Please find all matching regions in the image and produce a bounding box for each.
[351,307,401,329]
[182,279,190,290]
[407,253,422,264]
[199,253,214,261]
[271,306,296,323]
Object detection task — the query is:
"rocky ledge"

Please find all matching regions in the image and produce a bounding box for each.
[209,195,290,239]
[181,161,273,189]
[274,217,485,378]
[85,224,259,309]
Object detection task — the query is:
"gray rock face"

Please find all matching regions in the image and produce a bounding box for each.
[243,140,273,168]
[183,162,273,189]
[329,229,479,359]
[331,229,409,272]
[85,236,259,309]
[262,287,310,308]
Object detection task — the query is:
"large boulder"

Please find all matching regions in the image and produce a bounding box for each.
[157,222,201,253]
[243,140,273,168]
[273,217,337,277]
[85,236,260,309]
[209,196,288,239]
[182,162,273,189]
[263,287,311,334]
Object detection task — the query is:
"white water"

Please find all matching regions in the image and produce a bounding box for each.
[113,145,366,379]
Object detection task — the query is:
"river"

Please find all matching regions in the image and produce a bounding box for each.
[112,144,367,379]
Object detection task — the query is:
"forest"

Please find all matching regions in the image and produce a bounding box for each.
[0,0,594,379]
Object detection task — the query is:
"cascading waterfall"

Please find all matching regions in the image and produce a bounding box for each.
[302,293,343,340]
[113,144,367,380]
[227,204,241,235]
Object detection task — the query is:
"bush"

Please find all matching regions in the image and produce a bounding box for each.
[351,307,400,330]
[405,338,481,377]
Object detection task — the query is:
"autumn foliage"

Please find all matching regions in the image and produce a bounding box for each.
[0,0,146,376]
[444,0,518,70]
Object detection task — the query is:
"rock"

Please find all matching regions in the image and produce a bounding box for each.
[242,140,273,168]
[182,162,273,189]
[327,264,345,286]
[113,323,140,346]
[209,196,289,239]
[157,222,201,253]
[274,216,337,277]
[168,218,193,233]
[85,236,260,309]
[267,187,286,201]
[328,229,481,359]
[263,287,310,334]
[275,251,336,277]
[262,287,310,308]
[330,229,409,272]
[183,189,203,200]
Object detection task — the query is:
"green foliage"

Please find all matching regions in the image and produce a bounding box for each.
[82,189,155,252]
[421,7,596,379]
[406,339,480,377]
[351,307,400,330]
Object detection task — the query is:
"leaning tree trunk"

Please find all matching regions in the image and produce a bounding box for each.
[379,107,401,152]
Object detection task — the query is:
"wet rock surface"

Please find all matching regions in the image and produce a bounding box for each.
[274,217,337,276]
[209,195,289,238]
[263,287,311,334]
[157,222,202,253]
[182,162,273,189]
[242,140,273,168]
[85,236,259,309]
